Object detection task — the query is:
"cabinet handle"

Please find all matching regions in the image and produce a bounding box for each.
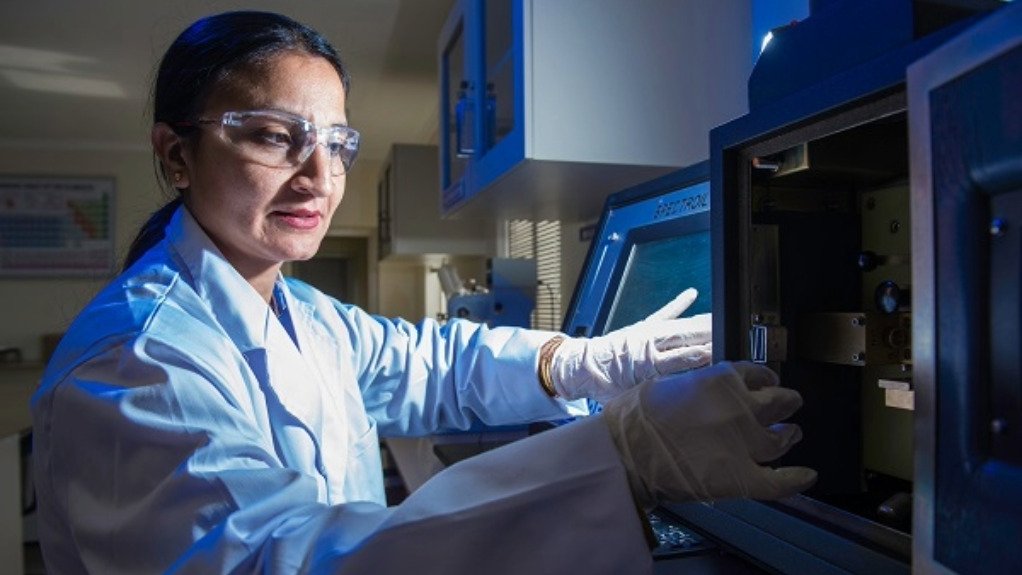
[455,80,474,158]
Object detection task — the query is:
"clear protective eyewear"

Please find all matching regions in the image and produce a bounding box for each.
[185,110,360,176]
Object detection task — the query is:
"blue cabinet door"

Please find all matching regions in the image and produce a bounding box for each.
[439,0,525,216]
[471,0,524,196]
[439,0,474,212]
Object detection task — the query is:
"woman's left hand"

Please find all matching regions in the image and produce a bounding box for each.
[549,288,712,402]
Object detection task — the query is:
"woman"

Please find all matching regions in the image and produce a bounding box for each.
[30,11,813,574]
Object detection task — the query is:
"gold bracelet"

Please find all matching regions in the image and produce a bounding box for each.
[537,335,565,397]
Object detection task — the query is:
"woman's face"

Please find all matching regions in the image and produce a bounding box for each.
[180,51,349,281]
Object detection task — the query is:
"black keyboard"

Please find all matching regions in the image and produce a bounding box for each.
[649,508,715,559]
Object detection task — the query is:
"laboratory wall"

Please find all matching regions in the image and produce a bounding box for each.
[0,147,381,363]
[560,220,597,318]
[0,146,158,362]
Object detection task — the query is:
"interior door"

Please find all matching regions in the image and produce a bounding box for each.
[291,236,369,309]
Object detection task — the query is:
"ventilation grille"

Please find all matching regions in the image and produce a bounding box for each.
[507,219,561,331]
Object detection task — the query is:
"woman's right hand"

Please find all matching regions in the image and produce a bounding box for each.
[600,361,817,509]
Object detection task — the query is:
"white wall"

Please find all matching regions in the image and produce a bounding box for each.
[377,259,427,322]
[331,157,382,314]
[560,219,598,315]
[0,147,158,362]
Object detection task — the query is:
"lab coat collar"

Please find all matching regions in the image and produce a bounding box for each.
[166,207,278,353]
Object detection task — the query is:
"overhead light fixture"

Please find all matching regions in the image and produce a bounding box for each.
[1,69,125,98]
[0,44,126,98]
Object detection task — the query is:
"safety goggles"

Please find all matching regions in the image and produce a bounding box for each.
[181,110,360,176]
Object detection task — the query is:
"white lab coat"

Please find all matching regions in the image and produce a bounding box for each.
[31,207,653,574]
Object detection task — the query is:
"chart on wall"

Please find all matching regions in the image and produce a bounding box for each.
[0,176,115,277]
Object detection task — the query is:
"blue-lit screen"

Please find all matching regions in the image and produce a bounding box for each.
[604,230,712,333]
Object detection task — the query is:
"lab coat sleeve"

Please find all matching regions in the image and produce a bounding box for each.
[33,341,651,574]
[310,415,654,574]
[330,299,588,435]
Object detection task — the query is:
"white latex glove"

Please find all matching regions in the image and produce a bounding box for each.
[601,361,817,508]
[550,288,712,402]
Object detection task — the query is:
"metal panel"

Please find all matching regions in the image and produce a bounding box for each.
[908,3,1022,572]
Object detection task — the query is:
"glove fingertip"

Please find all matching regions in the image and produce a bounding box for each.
[777,466,818,492]
[731,361,781,390]
[752,386,804,426]
[756,466,818,500]
[749,422,802,463]
[678,287,698,307]
[644,288,698,321]
[777,422,803,445]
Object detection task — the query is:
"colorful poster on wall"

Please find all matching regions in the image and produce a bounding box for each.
[0,176,115,277]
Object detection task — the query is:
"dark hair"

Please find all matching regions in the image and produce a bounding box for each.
[123,11,351,270]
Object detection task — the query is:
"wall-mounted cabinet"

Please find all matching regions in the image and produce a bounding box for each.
[438,0,752,223]
[378,143,494,260]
